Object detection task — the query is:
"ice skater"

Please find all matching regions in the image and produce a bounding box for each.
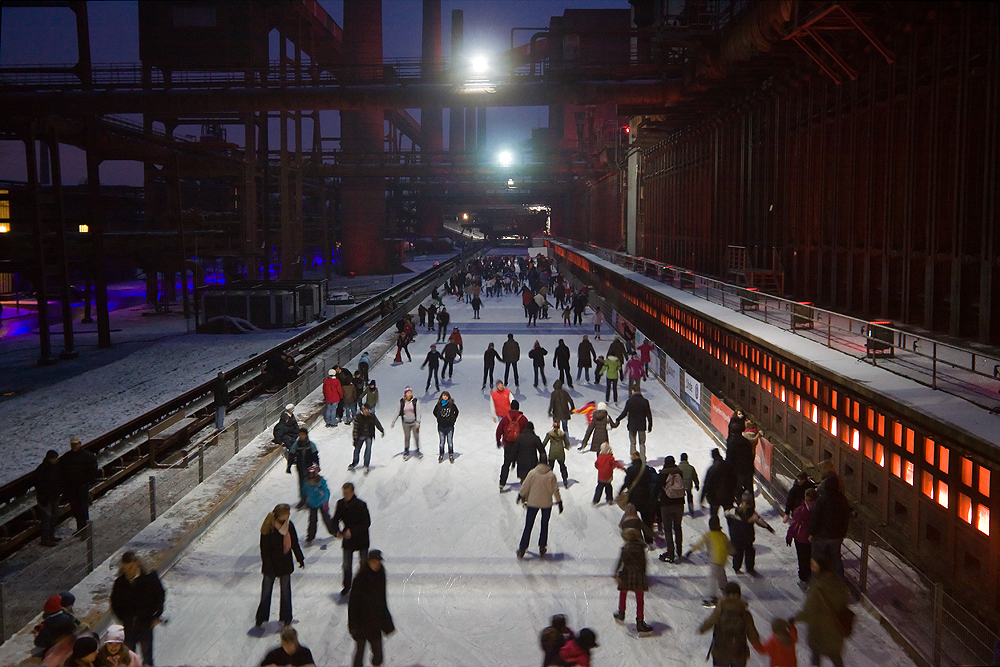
[347,550,394,667]
[613,528,653,633]
[421,344,442,392]
[332,483,370,598]
[390,387,420,460]
[432,391,458,463]
[516,461,563,559]
[302,465,335,544]
[254,505,304,629]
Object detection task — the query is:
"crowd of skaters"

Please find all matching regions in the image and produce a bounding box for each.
[29,252,859,666]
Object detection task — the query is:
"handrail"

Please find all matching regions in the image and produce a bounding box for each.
[553,237,1000,412]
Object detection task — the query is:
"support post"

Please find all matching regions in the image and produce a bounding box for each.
[932,582,944,667]
[234,420,240,454]
[859,521,870,593]
[86,150,110,347]
[148,476,156,522]
[85,522,94,573]
[198,443,204,483]
[26,129,55,365]
[47,134,78,359]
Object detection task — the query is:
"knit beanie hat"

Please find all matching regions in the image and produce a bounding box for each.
[103,624,126,644]
[72,635,99,659]
[43,595,62,615]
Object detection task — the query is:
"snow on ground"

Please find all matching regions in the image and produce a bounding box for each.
[0,256,454,488]
[153,294,915,667]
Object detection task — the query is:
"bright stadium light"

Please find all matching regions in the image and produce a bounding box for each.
[497,150,513,167]
[470,55,489,74]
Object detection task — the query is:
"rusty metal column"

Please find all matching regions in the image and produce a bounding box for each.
[86,150,110,348]
[419,0,444,238]
[25,128,55,365]
[45,135,77,359]
[449,9,465,155]
[171,157,190,319]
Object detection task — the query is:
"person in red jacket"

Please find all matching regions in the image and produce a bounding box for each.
[323,368,344,427]
[752,618,799,667]
[497,400,528,492]
[559,627,598,666]
[637,338,655,378]
[593,442,626,505]
[490,381,512,422]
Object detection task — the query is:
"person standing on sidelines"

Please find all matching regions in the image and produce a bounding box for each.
[497,399,528,491]
[347,550,394,667]
[35,450,62,547]
[482,343,502,390]
[332,483,370,598]
[60,436,98,532]
[111,551,166,665]
[516,461,563,559]
[614,386,653,463]
[490,380,513,422]
[213,371,229,431]
[432,391,459,463]
[323,369,343,427]
[390,387,420,460]
[502,333,521,387]
[421,343,442,393]
[577,335,597,383]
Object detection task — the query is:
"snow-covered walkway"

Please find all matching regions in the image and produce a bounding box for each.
[153,293,916,666]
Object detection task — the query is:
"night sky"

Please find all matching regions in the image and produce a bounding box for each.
[0,0,629,185]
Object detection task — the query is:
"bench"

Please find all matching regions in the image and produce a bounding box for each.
[147,413,196,468]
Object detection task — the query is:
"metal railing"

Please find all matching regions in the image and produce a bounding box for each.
[554,238,1000,412]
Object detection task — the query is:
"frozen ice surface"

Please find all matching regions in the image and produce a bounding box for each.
[154,294,916,666]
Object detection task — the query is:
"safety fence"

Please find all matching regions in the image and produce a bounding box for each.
[0,250,474,644]
[557,249,999,667]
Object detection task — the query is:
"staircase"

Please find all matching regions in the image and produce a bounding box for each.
[726,245,784,296]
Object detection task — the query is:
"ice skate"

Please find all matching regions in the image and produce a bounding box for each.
[613,610,625,623]
[636,620,654,634]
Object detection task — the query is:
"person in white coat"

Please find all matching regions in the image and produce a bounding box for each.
[516,462,564,559]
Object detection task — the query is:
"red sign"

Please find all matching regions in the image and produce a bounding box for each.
[710,395,733,438]
[755,437,773,482]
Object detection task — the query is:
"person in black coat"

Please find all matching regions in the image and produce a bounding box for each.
[442,341,460,380]
[289,429,320,508]
[332,483,371,596]
[576,335,597,383]
[35,449,63,546]
[60,436,98,531]
[700,448,737,517]
[502,333,521,387]
[273,406,299,472]
[614,387,653,462]
[529,341,548,387]
[110,551,166,665]
[213,371,229,431]
[808,475,852,576]
[620,453,656,535]
[482,342,502,389]
[260,627,314,666]
[436,307,450,342]
[255,504,305,628]
[725,422,755,496]
[784,470,817,519]
[553,339,574,388]
[348,550,394,667]
[514,423,547,482]
[421,344,442,392]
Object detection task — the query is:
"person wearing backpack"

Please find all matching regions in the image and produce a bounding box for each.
[795,556,852,667]
[497,400,528,491]
[656,456,687,564]
[698,581,760,667]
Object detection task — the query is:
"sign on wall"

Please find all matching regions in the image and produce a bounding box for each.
[683,372,701,414]
[755,436,773,482]
[663,353,681,398]
[711,395,734,438]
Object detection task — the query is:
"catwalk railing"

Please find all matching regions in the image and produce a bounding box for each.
[0,246,483,643]
[556,244,999,667]
[554,238,1000,413]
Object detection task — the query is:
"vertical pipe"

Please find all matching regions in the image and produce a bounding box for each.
[932,582,944,667]
[47,135,77,359]
[172,158,189,319]
[449,10,465,154]
[86,150,110,347]
[949,5,971,336]
[260,114,271,280]
[85,522,94,573]
[925,20,942,329]
[148,476,156,522]
[26,129,54,365]
[980,3,999,343]
[243,108,258,279]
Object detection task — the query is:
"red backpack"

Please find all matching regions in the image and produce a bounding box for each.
[504,415,522,442]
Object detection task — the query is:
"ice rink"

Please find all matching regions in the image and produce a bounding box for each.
[152,290,916,666]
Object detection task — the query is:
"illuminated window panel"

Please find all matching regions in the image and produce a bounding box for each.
[864,437,873,459]
[830,416,838,437]
[867,409,874,431]
[925,439,935,466]
[853,402,860,422]
[878,415,885,437]
[894,422,903,446]
[795,395,801,412]
[959,493,972,524]
[937,482,949,508]
[905,429,915,454]
[980,468,991,498]
[852,429,861,451]
[978,505,990,535]
[811,405,818,424]
[875,443,885,467]
[939,446,949,474]
[962,458,974,486]
[780,387,786,402]
[904,460,914,486]
[922,471,934,499]
[831,390,838,410]
[892,454,901,478]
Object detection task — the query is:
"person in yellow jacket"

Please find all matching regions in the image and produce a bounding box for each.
[684,515,734,608]
[603,355,623,404]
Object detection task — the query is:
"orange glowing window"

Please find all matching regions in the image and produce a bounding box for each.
[962,458,974,486]
[852,430,861,451]
[922,472,934,499]
[795,395,801,413]
[892,454,901,478]
[875,443,885,467]
[780,387,786,402]
[811,405,818,424]
[830,416,838,437]
[938,447,949,474]
[796,371,801,388]
[877,415,885,437]
[864,437,873,459]
[867,409,874,431]
[905,429,915,454]
[831,390,838,410]
[978,505,990,535]
[904,461,914,486]
[853,402,860,422]
[979,468,991,497]
[959,494,973,524]
[893,422,902,446]
[924,439,935,466]
[937,482,949,508]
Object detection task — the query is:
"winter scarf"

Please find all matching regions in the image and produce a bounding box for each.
[276,519,291,554]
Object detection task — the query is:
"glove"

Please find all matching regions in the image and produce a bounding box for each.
[785,537,792,547]
[496,441,502,449]
[516,495,525,505]
[298,561,305,570]
[558,501,564,514]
